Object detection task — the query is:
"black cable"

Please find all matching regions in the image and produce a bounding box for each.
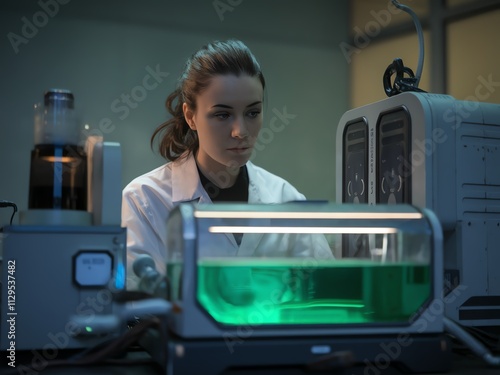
[392,0,424,85]
[450,325,500,355]
[3,316,163,375]
[0,200,17,225]
[444,317,500,366]
[67,317,162,365]
[383,1,427,97]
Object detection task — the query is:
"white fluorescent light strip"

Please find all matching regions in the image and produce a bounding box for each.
[208,226,398,234]
[194,211,422,220]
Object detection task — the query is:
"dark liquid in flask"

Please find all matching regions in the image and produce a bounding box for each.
[28,144,87,210]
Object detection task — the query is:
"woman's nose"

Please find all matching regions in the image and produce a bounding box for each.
[231,116,249,138]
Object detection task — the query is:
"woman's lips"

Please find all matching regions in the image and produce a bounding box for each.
[227,147,251,153]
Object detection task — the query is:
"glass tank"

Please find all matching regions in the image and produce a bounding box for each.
[166,203,437,328]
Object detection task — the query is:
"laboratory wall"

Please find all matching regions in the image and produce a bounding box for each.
[349,0,500,107]
[446,9,500,103]
[0,0,350,226]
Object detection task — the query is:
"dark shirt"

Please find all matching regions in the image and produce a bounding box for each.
[197,165,249,245]
[197,165,249,203]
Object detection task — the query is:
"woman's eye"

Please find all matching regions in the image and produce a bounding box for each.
[247,110,261,118]
[215,113,230,120]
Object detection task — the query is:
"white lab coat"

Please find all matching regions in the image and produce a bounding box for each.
[122,153,332,289]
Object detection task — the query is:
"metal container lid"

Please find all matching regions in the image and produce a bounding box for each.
[44,89,74,109]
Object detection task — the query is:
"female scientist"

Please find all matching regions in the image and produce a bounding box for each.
[122,39,332,289]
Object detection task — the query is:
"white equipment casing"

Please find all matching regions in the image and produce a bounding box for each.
[336,92,500,326]
[0,226,126,351]
[0,141,126,350]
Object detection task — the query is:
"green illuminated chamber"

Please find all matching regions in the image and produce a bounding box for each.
[192,258,430,326]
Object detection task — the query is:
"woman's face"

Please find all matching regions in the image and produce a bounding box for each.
[183,74,263,183]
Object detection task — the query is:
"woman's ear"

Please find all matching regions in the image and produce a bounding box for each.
[183,102,196,131]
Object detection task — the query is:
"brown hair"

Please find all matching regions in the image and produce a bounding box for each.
[151,39,266,161]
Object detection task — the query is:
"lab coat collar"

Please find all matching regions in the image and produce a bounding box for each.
[171,153,269,249]
[171,153,210,204]
[248,161,276,204]
[171,152,269,205]
[247,163,263,204]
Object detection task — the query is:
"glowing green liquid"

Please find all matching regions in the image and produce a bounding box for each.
[171,258,431,326]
